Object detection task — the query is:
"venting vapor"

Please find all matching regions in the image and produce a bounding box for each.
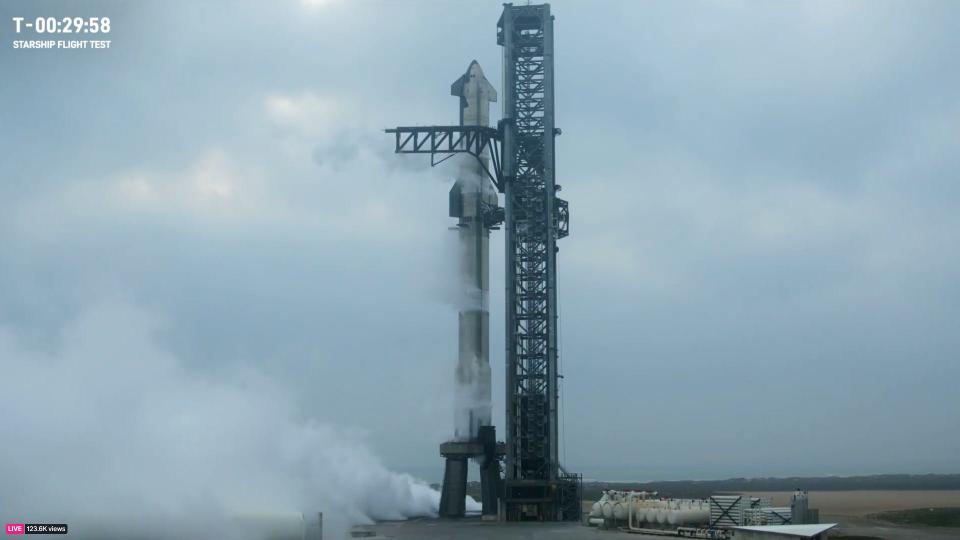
[0,302,477,540]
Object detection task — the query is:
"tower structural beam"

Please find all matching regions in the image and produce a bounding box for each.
[385,125,503,191]
[498,2,578,521]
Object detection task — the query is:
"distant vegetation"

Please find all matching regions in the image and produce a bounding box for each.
[869,507,960,527]
[578,474,960,500]
[466,473,960,502]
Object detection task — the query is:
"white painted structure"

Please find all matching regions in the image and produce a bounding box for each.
[733,523,837,540]
[587,490,710,528]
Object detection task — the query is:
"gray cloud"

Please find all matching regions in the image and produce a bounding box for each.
[0,0,957,501]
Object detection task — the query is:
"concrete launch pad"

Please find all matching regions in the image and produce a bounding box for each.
[359,518,657,540]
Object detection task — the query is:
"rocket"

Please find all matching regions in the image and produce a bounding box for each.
[449,61,498,440]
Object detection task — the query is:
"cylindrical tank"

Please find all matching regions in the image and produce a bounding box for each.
[613,501,627,520]
[691,502,709,525]
[644,502,659,524]
[637,502,651,524]
[684,501,694,523]
[666,506,679,525]
[656,506,668,525]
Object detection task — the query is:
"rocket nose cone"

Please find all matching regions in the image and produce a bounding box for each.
[468,60,484,78]
[451,60,497,101]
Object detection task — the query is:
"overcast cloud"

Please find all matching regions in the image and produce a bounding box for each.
[1,0,958,492]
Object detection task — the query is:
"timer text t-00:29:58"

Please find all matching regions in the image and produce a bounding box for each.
[12,17,111,34]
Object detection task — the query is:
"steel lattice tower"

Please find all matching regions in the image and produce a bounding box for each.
[499,3,575,521]
[385,2,578,521]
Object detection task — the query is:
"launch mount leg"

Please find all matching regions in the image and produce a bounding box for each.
[439,455,468,518]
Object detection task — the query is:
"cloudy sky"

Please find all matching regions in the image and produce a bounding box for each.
[2,0,959,486]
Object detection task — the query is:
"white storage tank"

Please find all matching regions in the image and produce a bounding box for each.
[613,501,627,520]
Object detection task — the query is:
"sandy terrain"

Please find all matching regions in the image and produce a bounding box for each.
[742,490,960,517]
[741,491,960,539]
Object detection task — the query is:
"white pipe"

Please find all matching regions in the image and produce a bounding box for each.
[627,492,638,531]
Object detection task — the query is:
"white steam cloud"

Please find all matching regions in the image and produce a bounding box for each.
[0,302,468,539]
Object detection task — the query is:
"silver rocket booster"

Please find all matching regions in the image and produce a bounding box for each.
[449,61,498,440]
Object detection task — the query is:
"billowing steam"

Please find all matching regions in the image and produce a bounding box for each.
[454,353,492,441]
[0,302,473,539]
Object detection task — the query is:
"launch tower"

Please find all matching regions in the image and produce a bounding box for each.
[498,3,577,521]
[385,3,579,522]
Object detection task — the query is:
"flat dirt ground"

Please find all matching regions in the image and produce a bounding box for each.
[743,490,960,539]
[742,490,960,516]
